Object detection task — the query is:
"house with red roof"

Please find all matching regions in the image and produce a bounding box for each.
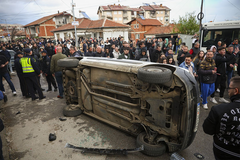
[51,18,130,41]
[97,3,170,25]
[24,11,73,38]
[127,18,163,40]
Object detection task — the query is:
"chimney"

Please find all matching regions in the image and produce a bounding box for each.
[160,4,162,7]
[58,10,59,14]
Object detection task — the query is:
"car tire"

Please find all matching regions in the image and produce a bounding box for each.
[63,105,82,117]
[66,80,78,100]
[57,58,79,68]
[137,66,172,84]
[136,132,167,157]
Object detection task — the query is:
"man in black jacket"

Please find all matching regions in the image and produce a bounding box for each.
[177,46,189,65]
[203,76,240,160]
[210,47,232,104]
[45,43,54,58]
[151,45,162,62]
[94,46,105,57]
[149,42,157,62]
[226,46,237,87]
[14,51,29,97]
[41,50,57,92]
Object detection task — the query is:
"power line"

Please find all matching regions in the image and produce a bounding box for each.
[227,0,240,12]
[33,0,43,11]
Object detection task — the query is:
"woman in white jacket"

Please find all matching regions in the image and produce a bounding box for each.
[112,47,121,59]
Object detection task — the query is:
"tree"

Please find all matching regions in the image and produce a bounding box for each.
[173,12,199,35]
[11,26,18,42]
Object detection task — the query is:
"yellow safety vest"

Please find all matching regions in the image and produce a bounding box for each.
[20,57,35,73]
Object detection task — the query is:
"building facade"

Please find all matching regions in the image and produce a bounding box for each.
[127,18,163,40]
[97,3,171,25]
[24,11,73,38]
[51,18,129,42]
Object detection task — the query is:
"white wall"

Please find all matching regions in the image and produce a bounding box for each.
[103,29,129,42]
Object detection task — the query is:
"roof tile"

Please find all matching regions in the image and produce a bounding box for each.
[51,18,129,32]
[135,18,163,26]
[145,25,176,35]
[24,11,71,27]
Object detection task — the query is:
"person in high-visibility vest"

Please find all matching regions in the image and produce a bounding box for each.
[20,48,46,101]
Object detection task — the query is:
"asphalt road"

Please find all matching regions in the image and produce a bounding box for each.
[0,73,231,160]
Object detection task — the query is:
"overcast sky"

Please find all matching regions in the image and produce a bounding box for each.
[0,0,239,25]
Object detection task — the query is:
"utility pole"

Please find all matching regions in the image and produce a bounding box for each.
[72,0,78,48]
[197,0,204,48]
[199,0,204,30]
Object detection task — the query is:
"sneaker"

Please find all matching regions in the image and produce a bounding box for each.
[219,98,229,103]
[210,97,218,104]
[216,88,220,93]
[46,89,52,92]
[203,104,208,109]
[57,95,63,99]
[13,91,17,96]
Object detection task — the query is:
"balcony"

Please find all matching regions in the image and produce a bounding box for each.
[106,14,113,19]
[123,13,128,18]
[150,14,156,18]
[165,12,169,17]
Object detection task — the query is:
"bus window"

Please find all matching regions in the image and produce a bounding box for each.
[202,29,240,47]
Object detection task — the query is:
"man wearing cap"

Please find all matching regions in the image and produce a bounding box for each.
[210,47,232,104]
[14,51,29,97]
[118,47,130,59]
[20,49,45,101]
[41,50,57,92]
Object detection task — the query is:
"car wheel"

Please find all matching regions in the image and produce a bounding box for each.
[57,58,79,68]
[137,66,172,84]
[63,105,82,117]
[136,132,167,157]
[66,80,78,100]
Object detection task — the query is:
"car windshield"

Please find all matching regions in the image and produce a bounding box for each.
[202,28,240,47]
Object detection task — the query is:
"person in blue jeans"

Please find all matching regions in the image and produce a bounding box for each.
[0,55,16,96]
[50,47,67,98]
[198,51,217,109]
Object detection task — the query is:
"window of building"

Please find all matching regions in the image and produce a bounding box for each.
[160,17,163,20]
[161,11,163,14]
[157,17,160,20]
[114,18,118,21]
[114,11,117,14]
[107,12,111,15]
[118,11,122,14]
[136,24,139,28]
[119,17,122,21]
[135,34,140,39]
[37,27,40,33]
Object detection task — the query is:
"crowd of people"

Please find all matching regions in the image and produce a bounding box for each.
[0,36,239,103]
